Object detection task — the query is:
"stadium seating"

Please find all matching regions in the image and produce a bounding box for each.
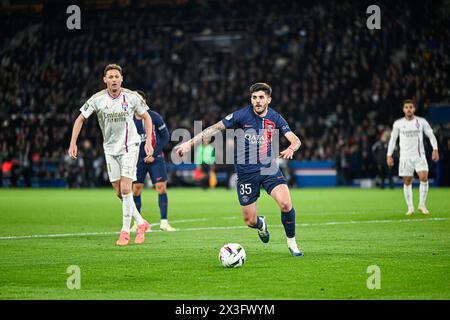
[1,0,449,187]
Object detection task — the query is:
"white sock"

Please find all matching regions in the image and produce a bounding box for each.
[287,237,300,252]
[120,195,132,233]
[122,194,144,227]
[161,219,168,224]
[419,181,429,207]
[403,184,414,209]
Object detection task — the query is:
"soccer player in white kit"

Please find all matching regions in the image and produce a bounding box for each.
[68,64,154,246]
[386,100,439,215]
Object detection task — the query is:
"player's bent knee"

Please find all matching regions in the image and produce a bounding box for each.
[133,184,144,196]
[155,183,167,194]
[120,186,132,195]
[277,199,292,212]
[403,177,413,185]
[418,172,428,182]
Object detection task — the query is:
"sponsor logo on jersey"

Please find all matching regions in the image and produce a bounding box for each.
[244,134,269,144]
[402,130,420,138]
[105,111,128,123]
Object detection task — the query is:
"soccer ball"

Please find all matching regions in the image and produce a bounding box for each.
[219,243,246,268]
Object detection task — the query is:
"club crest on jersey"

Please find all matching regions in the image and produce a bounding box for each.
[415,120,420,129]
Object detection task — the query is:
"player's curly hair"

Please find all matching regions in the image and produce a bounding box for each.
[250,83,272,96]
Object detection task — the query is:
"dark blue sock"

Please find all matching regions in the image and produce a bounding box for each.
[249,216,263,229]
[281,208,296,238]
[133,195,141,213]
[159,193,168,220]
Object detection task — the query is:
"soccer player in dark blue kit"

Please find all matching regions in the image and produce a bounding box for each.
[175,83,303,256]
[132,90,176,232]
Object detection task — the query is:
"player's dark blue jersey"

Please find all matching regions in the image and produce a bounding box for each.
[133,110,170,162]
[221,105,291,174]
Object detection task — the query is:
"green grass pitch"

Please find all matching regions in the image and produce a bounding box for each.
[0,187,449,300]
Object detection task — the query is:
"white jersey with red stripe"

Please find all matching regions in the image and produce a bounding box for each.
[80,88,149,156]
[387,116,438,160]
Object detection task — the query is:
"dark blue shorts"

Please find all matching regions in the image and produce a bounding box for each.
[236,170,287,206]
[135,158,168,184]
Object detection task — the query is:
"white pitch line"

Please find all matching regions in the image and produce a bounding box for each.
[0,217,447,241]
[148,217,210,227]
[0,218,211,240]
[181,217,448,232]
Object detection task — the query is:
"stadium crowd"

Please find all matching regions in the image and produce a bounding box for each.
[1,0,450,187]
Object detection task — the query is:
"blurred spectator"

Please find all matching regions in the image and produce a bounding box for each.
[372,130,394,189]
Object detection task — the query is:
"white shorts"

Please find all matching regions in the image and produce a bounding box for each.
[105,147,140,182]
[398,157,428,177]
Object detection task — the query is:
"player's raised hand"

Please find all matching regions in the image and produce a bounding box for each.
[432,149,439,162]
[68,144,78,160]
[175,141,191,157]
[386,155,394,167]
[279,148,294,160]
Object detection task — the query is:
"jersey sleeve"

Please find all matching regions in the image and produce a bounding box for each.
[152,113,169,137]
[132,92,150,116]
[79,98,96,118]
[221,111,239,129]
[156,117,169,135]
[422,119,438,150]
[276,114,292,135]
[387,121,400,156]
[152,113,170,154]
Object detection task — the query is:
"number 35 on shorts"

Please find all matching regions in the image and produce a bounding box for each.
[239,183,252,195]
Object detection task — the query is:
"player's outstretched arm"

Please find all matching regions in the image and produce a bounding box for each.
[279,131,301,160]
[175,120,226,157]
[68,114,86,160]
